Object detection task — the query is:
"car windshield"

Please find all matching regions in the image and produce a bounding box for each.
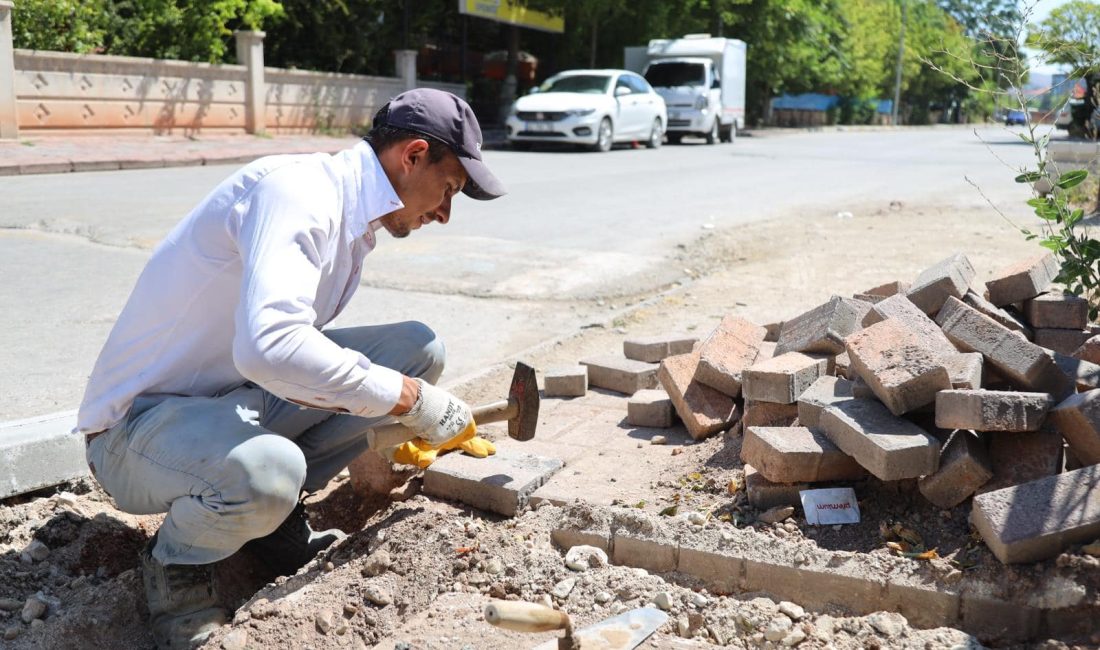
[645,62,706,87]
[540,75,611,94]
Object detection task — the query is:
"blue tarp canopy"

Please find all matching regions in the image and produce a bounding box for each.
[771,93,839,111]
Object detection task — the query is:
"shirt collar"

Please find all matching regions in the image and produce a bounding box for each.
[345,140,404,240]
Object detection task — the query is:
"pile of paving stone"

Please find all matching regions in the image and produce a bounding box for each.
[545,251,1100,566]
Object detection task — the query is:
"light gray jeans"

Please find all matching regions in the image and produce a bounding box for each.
[85,322,443,566]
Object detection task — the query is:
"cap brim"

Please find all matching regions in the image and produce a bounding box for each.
[458,156,506,201]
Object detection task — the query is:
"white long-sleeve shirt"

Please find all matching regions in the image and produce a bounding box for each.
[76,141,406,434]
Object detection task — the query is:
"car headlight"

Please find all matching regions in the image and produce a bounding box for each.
[565,108,596,117]
[694,96,708,110]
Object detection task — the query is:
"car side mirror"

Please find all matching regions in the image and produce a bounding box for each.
[615,86,631,97]
[711,77,721,89]
[528,87,540,95]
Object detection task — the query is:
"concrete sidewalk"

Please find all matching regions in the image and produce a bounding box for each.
[0,132,363,176]
[0,128,511,176]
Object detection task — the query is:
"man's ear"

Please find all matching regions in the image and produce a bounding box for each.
[401,138,431,171]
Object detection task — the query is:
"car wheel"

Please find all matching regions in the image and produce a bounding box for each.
[590,118,613,152]
[719,124,734,143]
[646,119,662,149]
[705,119,719,144]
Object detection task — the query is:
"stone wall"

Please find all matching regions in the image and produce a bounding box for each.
[0,14,465,138]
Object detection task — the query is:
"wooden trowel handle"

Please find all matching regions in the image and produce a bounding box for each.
[368,399,517,450]
[484,601,571,634]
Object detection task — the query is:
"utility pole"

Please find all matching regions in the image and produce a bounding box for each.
[891,0,907,126]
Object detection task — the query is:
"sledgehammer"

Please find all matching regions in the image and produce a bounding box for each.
[366,362,539,450]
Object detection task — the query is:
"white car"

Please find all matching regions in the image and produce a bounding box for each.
[506,69,667,152]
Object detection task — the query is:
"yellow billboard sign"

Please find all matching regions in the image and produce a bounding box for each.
[459,0,564,33]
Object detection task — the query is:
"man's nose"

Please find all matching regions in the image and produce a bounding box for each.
[434,195,453,224]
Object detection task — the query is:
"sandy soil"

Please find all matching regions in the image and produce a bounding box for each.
[2,201,1098,650]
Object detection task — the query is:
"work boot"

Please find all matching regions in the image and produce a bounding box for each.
[245,501,346,576]
[140,535,227,649]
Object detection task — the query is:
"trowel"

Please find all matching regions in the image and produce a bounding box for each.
[484,600,668,650]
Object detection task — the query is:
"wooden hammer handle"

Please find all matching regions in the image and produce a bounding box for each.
[484,601,571,634]
[367,399,518,450]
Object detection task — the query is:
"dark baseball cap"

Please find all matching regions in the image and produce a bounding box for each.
[372,88,506,201]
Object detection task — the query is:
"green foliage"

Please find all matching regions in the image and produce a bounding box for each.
[11,0,110,53]
[937,6,1100,320]
[102,0,285,63]
[1019,172,1100,320]
[1026,0,1100,74]
[13,0,284,63]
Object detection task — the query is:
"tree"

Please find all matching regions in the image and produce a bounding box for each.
[1028,0,1100,139]
[898,0,981,123]
[12,0,284,63]
[11,0,110,53]
[102,0,285,63]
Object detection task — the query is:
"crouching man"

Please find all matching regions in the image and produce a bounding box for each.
[76,89,505,648]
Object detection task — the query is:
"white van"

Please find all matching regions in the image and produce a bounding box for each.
[625,35,746,144]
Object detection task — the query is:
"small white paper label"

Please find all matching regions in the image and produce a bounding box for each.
[799,487,860,525]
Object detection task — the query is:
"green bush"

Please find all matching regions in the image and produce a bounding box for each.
[12,0,109,53]
[12,0,284,63]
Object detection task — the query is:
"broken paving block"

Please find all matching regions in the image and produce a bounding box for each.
[963,290,1032,339]
[543,366,588,397]
[580,355,658,395]
[979,430,1065,494]
[905,253,975,314]
[985,252,1060,307]
[946,352,983,390]
[742,352,829,404]
[623,334,697,363]
[741,426,867,483]
[744,465,807,509]
[863,280,911,298]
[797,376,855,428]
[658,352,738,440]
[850,376,877,399]
[935,389,1054,432]
[851,293,887,304]
[1034,328,1094,356]
[862,293,957,357]
[1048,389,1100,465]
[423,450,564,517]
[918,431,993,509]
[845,319,952,416]
[694,316,767,397]
[775,296,871,356]
[626,389,674,428]
[1024,292,1089,330]
[742,400,799,428]
[936,297,1076,400]
[1054,350,1100,392]
[971,464,1100,563]
[1074,335,1100,365]
[834,351,851,379]
[819,399,941,481]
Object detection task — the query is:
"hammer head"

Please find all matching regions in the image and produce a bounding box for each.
[507,362,539,441]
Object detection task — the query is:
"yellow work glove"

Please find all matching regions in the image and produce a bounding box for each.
[390,422,496,468]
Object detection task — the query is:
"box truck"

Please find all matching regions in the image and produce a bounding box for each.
[625,35,746,144]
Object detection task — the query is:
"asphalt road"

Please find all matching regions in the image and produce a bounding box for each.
[0,126,1049,419]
